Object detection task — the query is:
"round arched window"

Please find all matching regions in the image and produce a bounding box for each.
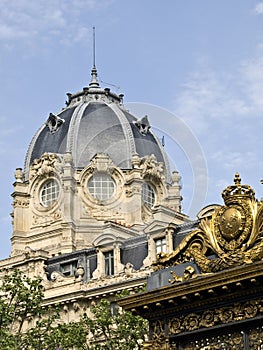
[88,173,115,201]
[142,182,155,208]
[40,179,60,207]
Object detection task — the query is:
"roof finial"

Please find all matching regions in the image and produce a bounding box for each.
[89,26,100,88]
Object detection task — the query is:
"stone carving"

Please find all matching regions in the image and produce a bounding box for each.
[45,112,65,134]
[139,155,164,182]
[50,271,65,282]
[32,211,61,227]
[125,187,134,198]
[124,262,134,277]
[63,152,73,165]
[155,173,263,273]
[88,153,115,174]
[34,260,47,280]
[24,246,36,259]
[14,168,24,183]
[29,153,62,180]
[53,210,62,220]
[73,302,80,312]
[134,115,151,136]
[75,265,85,282]
[12,198,29,208]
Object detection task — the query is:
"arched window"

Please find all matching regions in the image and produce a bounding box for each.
[142,182,156,208]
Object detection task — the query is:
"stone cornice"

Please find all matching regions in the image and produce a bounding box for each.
[43,274,147,306]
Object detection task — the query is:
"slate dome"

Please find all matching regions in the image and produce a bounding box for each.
[24,66,170,179]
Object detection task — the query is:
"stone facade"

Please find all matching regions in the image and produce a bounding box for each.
[1,65,190,326]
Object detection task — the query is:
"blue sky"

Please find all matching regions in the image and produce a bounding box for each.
[0,0,262,259]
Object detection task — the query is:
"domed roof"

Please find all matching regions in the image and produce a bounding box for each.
[24,66,170,179]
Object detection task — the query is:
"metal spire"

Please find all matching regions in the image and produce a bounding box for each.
[89,26,100,88]
[93,25,96,67]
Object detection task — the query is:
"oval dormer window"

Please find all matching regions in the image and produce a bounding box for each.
[142,182,155,208]
[40,179,60,207]
[88,173,115,201]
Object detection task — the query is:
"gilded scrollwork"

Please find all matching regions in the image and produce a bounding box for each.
[149,319,170,350]
[249,326,263,348]
[168,298,263,336]
[154,173,263,274]
[200,310,216,328]
[142,339,170,350]
[183,331,244,350]
[169,265,198,284]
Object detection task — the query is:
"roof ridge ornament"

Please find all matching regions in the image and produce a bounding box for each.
[89,26,100,89]
[134,115,151,136]
[45,113,65,134]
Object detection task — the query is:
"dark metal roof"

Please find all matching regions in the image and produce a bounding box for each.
[25,96,170,177]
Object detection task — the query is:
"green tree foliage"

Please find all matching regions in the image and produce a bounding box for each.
[83,298,148,350]
[0,269,147,349]
[0,268,46,349]
[0,269,85,350]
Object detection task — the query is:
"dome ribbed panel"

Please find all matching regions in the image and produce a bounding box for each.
[122,110,165,163]
[75,103,128,168]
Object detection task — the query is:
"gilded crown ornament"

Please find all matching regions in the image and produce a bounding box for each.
[222,172,255,204]
[154,173,263,275]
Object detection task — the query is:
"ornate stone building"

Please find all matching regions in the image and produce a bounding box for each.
[0,65,189,319]
[3,59,262,349]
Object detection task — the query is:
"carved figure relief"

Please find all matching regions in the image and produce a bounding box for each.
[139,155,164,182]
[29,153,62,180]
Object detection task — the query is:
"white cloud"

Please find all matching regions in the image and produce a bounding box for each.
[0,0,113,49]
[172,50,263,208]
[254,2,263,14]
[0,24,28,40]
[240,57,263,110]
[210,150,261,170]
[173,53,263,136]
[173,68,249,134]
